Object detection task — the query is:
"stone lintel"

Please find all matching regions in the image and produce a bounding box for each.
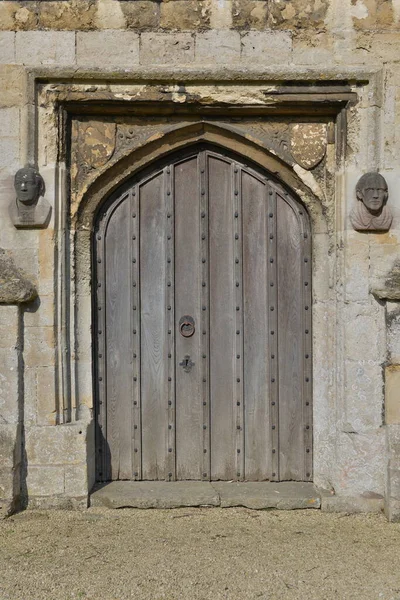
[29,64,381,83]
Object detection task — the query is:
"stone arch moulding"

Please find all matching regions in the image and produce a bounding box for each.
[66,119,334,492]
[75,121,329,233]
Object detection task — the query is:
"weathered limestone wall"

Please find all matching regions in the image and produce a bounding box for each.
[0,0,400,518]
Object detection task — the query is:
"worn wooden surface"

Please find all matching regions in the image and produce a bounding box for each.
[95,145,312,482]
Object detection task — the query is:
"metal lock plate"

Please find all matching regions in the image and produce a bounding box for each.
[179,315,195,338]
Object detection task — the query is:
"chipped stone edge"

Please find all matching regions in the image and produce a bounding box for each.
[0,249,37,305]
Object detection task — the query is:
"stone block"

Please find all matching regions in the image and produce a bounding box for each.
[386,498,400,522]
[0,32,15,64]
[27,495,88,510]
[232,0,269,30]
[24,326,55,369]
[91,481,220,509]
[268,0,329,30]
[312,301,336,429]
[27,465,64,496]
[388,465,400,498]
[160,1,209,30]
[0,107,19,139]
[343,304,385,363]
[25,423,88,466]
[15,31,75,66]
[387,425,400,462]
[38,229,55,283]
[240,30,292,63]
[292,33,333,65]
[0,4,16,30]
[75,293,93,360]
[0,348,19,425]
[76,31,140,67]
[140,32,194,65]
[385,366,400,425]
[321,495,384,514]
[312,232,333,294]
[23,367,37,426]
[38,0,97,31]
[0,134,20,173]
[12,5,38,31]
[344,360,384,431]
[0,65,25,109]
[24,295,54,328]
[0,424,20,469]
[8,250,38,295]
[0,466,18,517]
[64,464,89,497]
[195,31,241,64]
[369,239,400,287]
[94,0,126,29]
[0,305,19,350]
[214,482,321,510]
[76,361,94,410]
[344,235,369,302]
[36,367,57,426]
[352,1,396,30]
[210,0,232,28]
[336,429,386,497]
[121,1,160,29]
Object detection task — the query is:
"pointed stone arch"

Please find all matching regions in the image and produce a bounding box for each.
[75,121,328,236]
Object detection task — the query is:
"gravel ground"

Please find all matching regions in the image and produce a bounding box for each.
[1,507,400,600]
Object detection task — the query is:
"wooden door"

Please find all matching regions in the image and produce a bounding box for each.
[94,145,312,483]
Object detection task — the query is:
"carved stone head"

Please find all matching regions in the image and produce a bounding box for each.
[14,166,45,205]
[351,172,392,232]
[356,172,388,215]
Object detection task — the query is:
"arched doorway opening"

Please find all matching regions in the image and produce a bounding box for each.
[94,143,312,483]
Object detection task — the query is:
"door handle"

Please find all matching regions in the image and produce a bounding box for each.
[179,315,195,338]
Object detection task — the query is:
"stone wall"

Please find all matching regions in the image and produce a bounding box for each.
[0,0,400,518]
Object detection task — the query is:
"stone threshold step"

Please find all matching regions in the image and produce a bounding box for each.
[90,481,321,510]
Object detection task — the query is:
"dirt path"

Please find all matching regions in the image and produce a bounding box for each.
[1,507,400,600]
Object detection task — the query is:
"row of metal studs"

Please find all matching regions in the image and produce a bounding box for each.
[234,165,245,481]
[200,153,211,480]
[165,166,176,481]
[268,186,279,481]
[95,212,107,481]
[301,210,313,480]
[131,186,142,480]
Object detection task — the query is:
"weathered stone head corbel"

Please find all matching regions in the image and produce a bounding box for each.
[350,172,393,232]
[9,165,51,229]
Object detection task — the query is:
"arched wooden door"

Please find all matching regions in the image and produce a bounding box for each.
[94,145,312,483]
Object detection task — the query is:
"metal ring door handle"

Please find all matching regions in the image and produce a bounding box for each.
[179,315,195,337]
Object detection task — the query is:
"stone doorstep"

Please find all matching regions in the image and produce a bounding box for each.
[90,481,321,510]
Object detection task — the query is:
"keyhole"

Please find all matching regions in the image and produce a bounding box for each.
[179,354,195,373]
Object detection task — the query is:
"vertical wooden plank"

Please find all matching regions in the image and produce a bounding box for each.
[234,165,244,481]
[174,155,203,480]
[95,213,108,481]
[104,194,134,480]
[140,172,168,480]
[276,192,304,480]
[268,188,279,482]
[165,166,176,481]
[131,185,141,480]
[242,170,270,481]
[302,210,313,481]
[200,152,211,481]
[209,154,236,480]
